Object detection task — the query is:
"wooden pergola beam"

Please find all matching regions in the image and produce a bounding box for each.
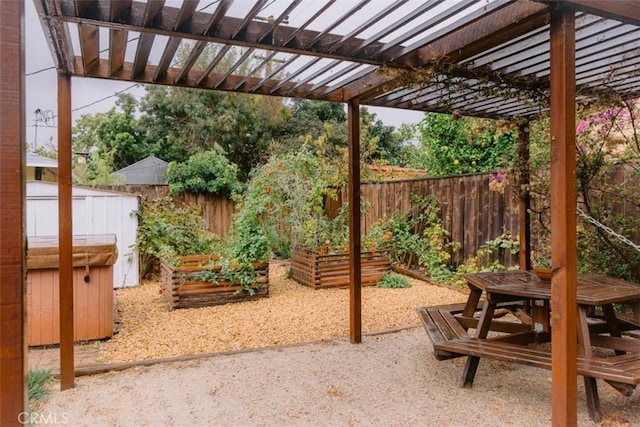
[410,2,550,66]
[34,0,76,72]
[55,0,390,64]
[560,0,640,26]
[518,123,532,271]
[108,29,128,76]
[348,99,362,344]
[0,0,26,422]
[549,3,578,426]
[129,0,164,80]
[58,73,74,391]
[54,0,554,75]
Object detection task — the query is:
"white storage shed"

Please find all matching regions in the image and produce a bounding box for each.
[27,181,139,288]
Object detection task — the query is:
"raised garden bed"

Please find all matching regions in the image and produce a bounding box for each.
[291,248,391,290]
[160,255,269,309]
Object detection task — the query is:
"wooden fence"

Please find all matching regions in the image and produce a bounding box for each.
[172,192,237,238]
[103,184,237,238]
[105,165,638,268]
[326,173,520,266]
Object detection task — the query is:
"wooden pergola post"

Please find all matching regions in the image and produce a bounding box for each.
[518,122,532,271]
[348,99,362,344]
[0,0,27,422]
[58,73,75,390]
[549,4,578,426]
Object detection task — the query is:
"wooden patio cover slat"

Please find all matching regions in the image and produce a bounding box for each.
[36,0,640,121]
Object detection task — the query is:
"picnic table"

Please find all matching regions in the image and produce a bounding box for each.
[417,270,640,422]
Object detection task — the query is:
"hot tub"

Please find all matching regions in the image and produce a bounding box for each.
[26,234,117,346]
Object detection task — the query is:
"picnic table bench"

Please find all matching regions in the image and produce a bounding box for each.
[417,271,640,422]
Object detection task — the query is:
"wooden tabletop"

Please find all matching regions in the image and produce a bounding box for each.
[464,271,640,306]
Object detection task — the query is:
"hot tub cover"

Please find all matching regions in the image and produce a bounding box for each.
[27,234,118,269]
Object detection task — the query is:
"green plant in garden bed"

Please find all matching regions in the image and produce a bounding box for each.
[447,234,517,288]
[230,143,350,258]
[364,194,520,288]
[190,259,262,296]
[135,196,266,296]
[439,230,521,288]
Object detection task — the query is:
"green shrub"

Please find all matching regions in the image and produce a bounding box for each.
[436,231,520,288]
[231,144,344,258]
[134,196,221,276]
[224,212,271,264]
[376,272,411,288]
[166,147,244,196]
[365,194,455,281]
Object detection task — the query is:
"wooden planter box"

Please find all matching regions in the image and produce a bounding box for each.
[291,248,391,290]
[160,255,269,310]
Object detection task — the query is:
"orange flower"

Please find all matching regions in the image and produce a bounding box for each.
[276,162,284,169]
[264,186,270,194]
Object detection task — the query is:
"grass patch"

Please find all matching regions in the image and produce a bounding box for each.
[28,369,52,408]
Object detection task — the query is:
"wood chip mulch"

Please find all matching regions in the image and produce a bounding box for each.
[100,261,467,363]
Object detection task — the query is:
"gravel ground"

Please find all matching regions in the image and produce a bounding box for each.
[100,260,468,363]
[36,261,639,426]
[40,329,639,426]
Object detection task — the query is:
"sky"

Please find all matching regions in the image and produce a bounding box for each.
[24,0,426,151]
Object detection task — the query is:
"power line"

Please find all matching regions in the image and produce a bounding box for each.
[26,83,141,128]
[261,0,278,13]
[26,66,56,76]
[71,83,140,113]
[198,0,220,12]
[26,37,140,77]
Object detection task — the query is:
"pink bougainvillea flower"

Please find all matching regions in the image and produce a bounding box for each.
[490,172,504,182]
[576,120,588,134]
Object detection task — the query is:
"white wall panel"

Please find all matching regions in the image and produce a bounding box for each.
[27,182,139,287]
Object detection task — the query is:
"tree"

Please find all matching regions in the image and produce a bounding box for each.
[570,101,639,279]
[71,93,153,184]
[72,93,152,170]
[360,108,408,165]
[137,85,287,180]
[415,112,517,176]
[165,146,243,196]
[26,142,57,159]
[526,99,640,281]
[271,99,347,156]
[291,99,346,123]
[274,100,411,168]
[134,42,289,180]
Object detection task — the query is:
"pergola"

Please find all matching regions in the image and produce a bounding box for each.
[1,0,639,425]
